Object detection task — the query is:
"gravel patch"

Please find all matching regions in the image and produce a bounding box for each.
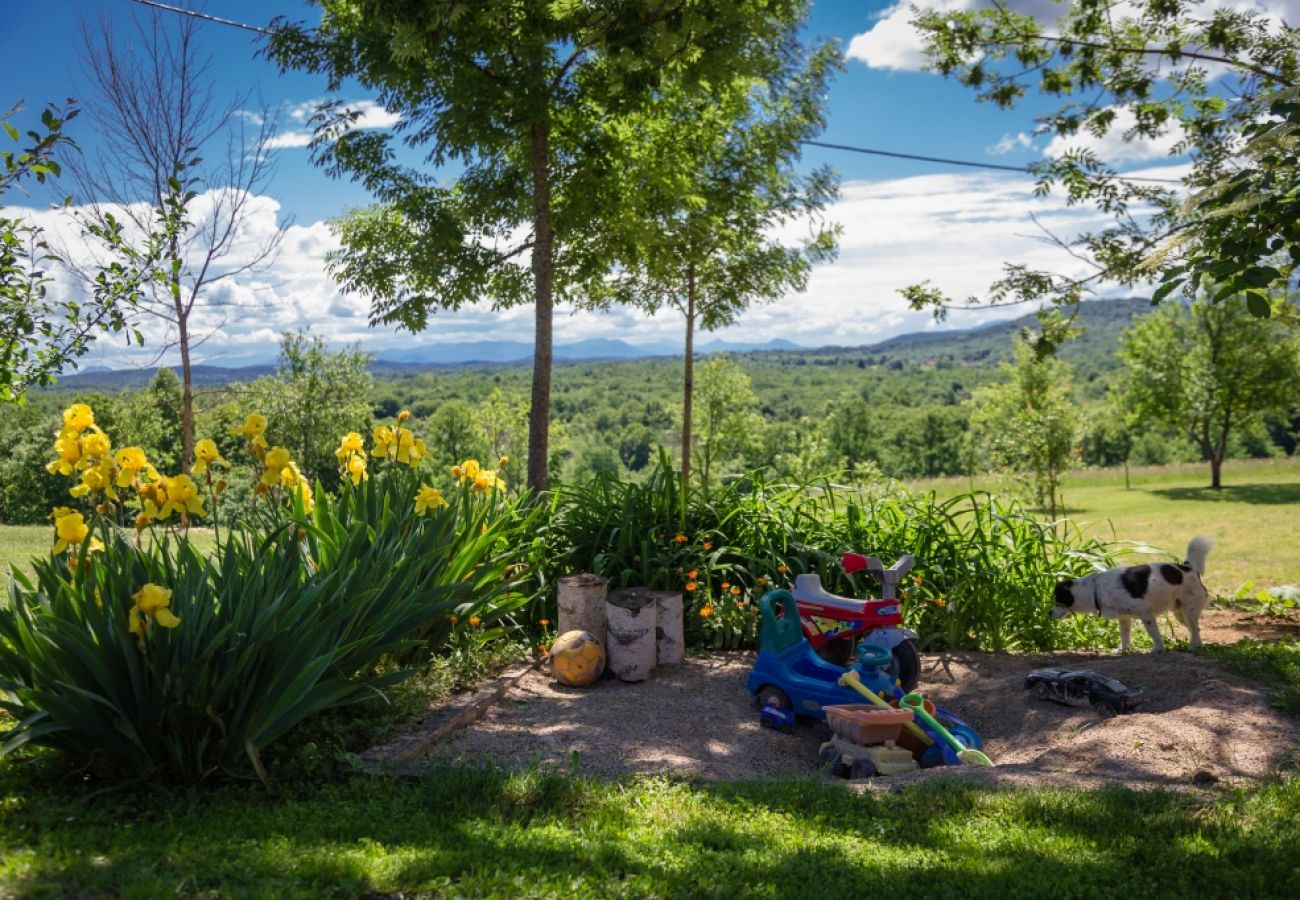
[422,628,1300,789]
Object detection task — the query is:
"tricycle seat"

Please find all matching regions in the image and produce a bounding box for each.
[793,574,870,613]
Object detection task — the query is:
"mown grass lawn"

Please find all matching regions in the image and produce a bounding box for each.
[0,526,216,582]
[1,761,1297,898]
[911,457,1300,594]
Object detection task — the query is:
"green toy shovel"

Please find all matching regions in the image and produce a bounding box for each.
[899,693,994,767]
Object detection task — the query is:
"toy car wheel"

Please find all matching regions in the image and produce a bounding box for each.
[1032,681,1054,701]
[818,746,842,773]
[1091,698,1118,718]
[754,685,792,713]
[847,760,877,780]
[889,640,921,693]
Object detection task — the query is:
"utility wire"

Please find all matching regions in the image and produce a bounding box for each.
[128,0,1187,187]
[129,0,273,35]
[801,140,1184,185]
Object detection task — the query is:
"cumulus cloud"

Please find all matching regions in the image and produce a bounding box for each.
[4,163,1160,371]
[1042,105,1187,163]
[988,132,1036,155]
[267,99,401,151]
[848,1,1300,73]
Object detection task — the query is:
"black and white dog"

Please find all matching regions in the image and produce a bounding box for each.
[1051,537,1213,653]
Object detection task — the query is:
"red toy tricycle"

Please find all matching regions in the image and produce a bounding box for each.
[793,553,921,692]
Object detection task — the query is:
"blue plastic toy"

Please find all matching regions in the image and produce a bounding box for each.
[759,704,796,734]
[747,589,900,719]
[747,589,985,768]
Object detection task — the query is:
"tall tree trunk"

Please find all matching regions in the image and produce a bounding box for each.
[680,262,696,490]
[1210,454,1223,489]
[172,260,193,476]
[526,69,553,493]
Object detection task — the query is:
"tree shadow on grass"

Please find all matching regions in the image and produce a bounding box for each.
[6,765,1300,898]
[1150,483,1300,505]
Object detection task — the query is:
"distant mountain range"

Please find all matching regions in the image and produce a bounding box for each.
[49,298,1152,391]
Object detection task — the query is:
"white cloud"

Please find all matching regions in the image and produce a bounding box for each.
[268,99,401,151]
[5,164,1156,370]
[848,1,1300,73]
[1042,106,1185,164]
[988,131,1036,155]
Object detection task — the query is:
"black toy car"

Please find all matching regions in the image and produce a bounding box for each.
[1024,668,1143,716]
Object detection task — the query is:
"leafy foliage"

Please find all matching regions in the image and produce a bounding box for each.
[906,0,1300,316]
[1119,294,1300,487]
[546,457,1116,652]
[969,338,1081,518]
[1,102,176,401]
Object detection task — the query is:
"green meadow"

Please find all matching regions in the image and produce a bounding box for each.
[910,456,1300,595]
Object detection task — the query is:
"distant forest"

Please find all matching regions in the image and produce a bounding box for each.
[4,297,1295,524]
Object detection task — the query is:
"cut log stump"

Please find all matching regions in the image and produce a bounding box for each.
[606,587,657,682]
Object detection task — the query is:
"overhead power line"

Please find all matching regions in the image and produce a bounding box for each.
[800,140,1184,185]
[128,0,1186,187]
[129,0,273,35]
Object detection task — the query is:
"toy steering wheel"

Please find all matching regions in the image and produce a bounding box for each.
[856,643,893,669]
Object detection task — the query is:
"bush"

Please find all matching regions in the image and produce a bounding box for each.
[546,457,1117,652]
[0,404,535,782]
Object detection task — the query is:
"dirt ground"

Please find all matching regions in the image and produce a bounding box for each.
[423,608,1300,790]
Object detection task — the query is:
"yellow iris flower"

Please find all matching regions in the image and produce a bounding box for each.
[471,469,503,494]
[335,431,365,463]
[192,439,226,474]
[414,484,449,515]
[232,413,269,449]
[261,447,292,487]
[128,583,181,634]
[46,435,82,476]
[79,428,112,459]
[52,510,89,554]
[345,453,367,485]
[114,447,152,487]
[62,403,94,434]
[370,425,394,458]
[160,474,206,519]
[70,462,119,501]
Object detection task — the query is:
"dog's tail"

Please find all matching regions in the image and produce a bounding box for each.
[1186,536,1214,576]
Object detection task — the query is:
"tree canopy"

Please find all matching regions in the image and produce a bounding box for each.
[902,0,1300,327]
[267,0,818,490]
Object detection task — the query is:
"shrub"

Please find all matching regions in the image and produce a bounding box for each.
[546,458,1117,652]
[0,405,535,782]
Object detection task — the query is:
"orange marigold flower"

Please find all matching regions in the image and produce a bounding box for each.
[447,613,459,624]
[730,586,741,596]
[699,604,715,618]
[538,643,550,656]
[757,576,767,584]
[685,581,698,591]
[934,597,946,607]
[539,618,550,627]
[777,564,789,574]
[720,582,730,590]
[469,615,482,627]
[674,533,688,543]
[702,542,713,551]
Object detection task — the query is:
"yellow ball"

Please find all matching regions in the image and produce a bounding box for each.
[550,629,605,687]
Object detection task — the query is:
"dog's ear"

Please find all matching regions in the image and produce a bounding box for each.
[1054,581,1076,607]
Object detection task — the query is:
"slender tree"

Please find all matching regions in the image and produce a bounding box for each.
[1119,294,1300,488]
[969,338,1079,520]
[267,0,814,491]
[580,38,839,487]
[1,101,174,401]
[66,7,286,472]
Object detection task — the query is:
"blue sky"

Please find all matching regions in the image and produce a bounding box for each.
[1,1,1256,368]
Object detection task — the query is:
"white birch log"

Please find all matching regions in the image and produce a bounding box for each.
[654,591,685,666]
[557,573,608,648]
[606,587,657,682]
